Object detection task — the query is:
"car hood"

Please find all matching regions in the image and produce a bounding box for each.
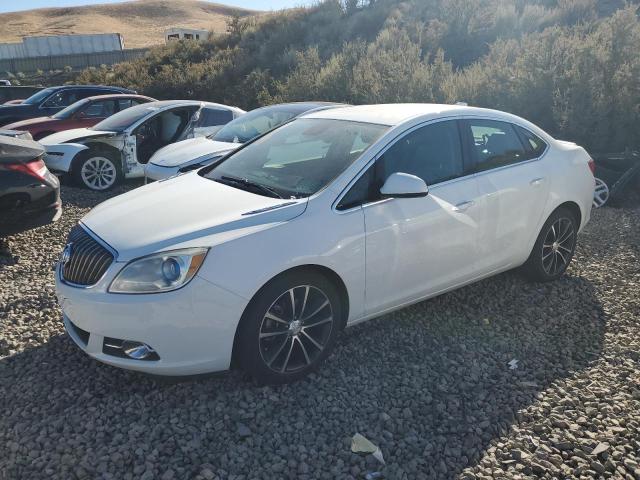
[149,137,238,168]
[81,172,307,261]
[3,116,56,129]
[39,127,115,145]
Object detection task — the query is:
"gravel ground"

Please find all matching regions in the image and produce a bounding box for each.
[1,182,639,480]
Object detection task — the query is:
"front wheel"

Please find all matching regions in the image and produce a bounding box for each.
[522,207,578,282]
[235,270,343,384]
[73,152,122,191]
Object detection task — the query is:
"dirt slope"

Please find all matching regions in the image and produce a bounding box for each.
[0,0,256,49]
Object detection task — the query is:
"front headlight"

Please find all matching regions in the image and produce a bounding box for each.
[109,248,208,294]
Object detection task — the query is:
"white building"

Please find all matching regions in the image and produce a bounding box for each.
[0,33,124,60]
[165,28,209,43]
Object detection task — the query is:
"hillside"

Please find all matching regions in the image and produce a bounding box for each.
[0,0,257,49]
[78,0,640,153]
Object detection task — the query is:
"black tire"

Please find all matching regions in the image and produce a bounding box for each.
[72,150,123,191]
[522,207,578,282]
[235,270,344,384]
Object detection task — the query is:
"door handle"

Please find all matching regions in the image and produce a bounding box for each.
[453,200,475,213]
[530,177,545,186]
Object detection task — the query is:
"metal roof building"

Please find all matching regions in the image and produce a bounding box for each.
[0,33,124,60]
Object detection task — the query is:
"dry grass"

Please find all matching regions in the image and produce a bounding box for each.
[0,0,257,49]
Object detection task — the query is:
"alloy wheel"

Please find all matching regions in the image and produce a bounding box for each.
[81,157,117,190]
[258,285,334,374]
[541,217,575,276]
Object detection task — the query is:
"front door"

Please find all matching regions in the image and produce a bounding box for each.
[355,120,482,315]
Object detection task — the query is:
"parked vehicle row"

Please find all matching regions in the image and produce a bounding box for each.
[54,103,595,383]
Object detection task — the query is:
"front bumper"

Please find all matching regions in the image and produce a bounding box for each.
[56,264,248,376]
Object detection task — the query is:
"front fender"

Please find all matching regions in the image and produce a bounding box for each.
[43,143,89,173]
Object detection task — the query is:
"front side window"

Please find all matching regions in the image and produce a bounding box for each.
[337,120,464,210]
[465,119,527,172]
[42,90,79,109]
[204,118,388,199]
[82,100,116,118]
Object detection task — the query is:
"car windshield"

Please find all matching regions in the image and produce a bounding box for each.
[52,99,89,119]
[22,88,55,105]
[92,104,160,132]
[204,118,388,199]
[211,105,313,144]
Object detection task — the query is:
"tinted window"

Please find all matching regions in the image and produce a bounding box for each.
[42,90,80,108]
[466,119,527,171]
[83,99,116,118]
[117,99,144,110]
[515,125,547,159]
[200,108,233,126]
[337,121,464,210]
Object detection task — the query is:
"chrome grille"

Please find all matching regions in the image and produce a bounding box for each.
[61,225,114,286]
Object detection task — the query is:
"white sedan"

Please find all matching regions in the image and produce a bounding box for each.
[56,104,595,383]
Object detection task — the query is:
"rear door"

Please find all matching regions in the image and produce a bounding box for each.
[461,118,550,272]
[338,119,482,315]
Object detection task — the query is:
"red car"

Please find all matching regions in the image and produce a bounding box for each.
[3,94,156,140]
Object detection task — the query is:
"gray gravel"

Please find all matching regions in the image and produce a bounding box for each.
[1,181,639,480]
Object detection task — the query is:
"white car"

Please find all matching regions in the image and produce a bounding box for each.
[56,104,595,383]
[144,102,342,181]
[40,100,244,191]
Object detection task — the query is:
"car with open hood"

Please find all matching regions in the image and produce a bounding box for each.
[3,94,155,140]
[40,100,245,191]
[56,104,595,383]
[144,102,343,181]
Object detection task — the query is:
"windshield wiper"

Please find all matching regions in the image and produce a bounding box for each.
[219,175,283,199]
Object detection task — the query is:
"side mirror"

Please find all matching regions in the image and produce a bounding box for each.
[380,172,429,198]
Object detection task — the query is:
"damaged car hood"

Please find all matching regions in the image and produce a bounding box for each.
[39,128,116,145]
[81,172,307,261]
[149,137,238,168]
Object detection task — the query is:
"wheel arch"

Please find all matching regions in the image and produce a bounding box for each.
[71,142,122,173]
[230,264,350,368]
[552,200,582,228]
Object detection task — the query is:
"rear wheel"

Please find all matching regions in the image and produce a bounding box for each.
[522,207,578,282]
[72,151,122,191]
[236,270,343,384]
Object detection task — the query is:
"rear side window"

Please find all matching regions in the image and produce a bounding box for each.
[200,108,233,126]
[465,119,528,172]
[515,125,547,159]
[83,100,116,118]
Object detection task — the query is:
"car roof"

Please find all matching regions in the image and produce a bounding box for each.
[46,85,132,91]
[303,103,522,126]
[81,94,155,102]
[145,100,239,109]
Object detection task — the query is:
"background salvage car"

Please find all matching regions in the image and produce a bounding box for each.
[3,94,156,140]
[40,100,245,190]
[144,102,343,181]
[0,136,61,237]
[56,104,595,383]
[0,85,136,127]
